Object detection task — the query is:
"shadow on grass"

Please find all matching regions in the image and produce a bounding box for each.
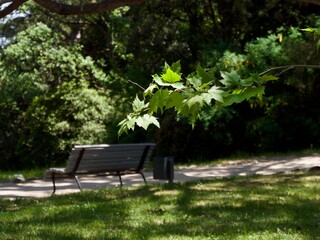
[0,172,319,239]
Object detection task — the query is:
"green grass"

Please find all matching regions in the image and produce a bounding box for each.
[1,171,320,239]
[0,168,46,181]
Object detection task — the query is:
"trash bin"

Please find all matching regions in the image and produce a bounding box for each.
[153,156,174,183]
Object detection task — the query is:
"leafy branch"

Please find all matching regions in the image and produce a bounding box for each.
[118,61,277,136]
[302,27,320,49]
[260,64,320,76]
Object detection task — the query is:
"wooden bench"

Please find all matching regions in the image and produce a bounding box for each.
[44,143,156,194]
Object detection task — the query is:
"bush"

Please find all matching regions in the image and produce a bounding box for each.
[15,80,116,168]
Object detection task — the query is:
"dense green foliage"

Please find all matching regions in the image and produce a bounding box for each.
[118,61,276,135]
[0,171,320,239]
[1,0,320,168]
[0,23,121,169]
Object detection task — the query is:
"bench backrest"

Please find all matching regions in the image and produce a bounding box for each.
[65,143,155,174]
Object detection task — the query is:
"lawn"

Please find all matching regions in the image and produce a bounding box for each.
[0,171,319,239]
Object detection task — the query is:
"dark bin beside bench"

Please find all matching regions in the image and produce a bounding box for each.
[153,156,174,183]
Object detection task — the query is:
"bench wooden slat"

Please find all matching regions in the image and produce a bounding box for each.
[80,152,143,159]
[76,165,138,172]
[77,160,140,168]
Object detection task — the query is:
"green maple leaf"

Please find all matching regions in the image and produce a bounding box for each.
[161,68,181,83]
[220,71,241,88]
[196,65,214,84]
[250,74,277,85]
[153,74,169,86]
[181,95,204,117]
[207,86,224,103]
[132,95,145,112]
[148,89,170,114]
[144,84,158,97]
[178,96,204,127]
[136,114,160,130]
[187,95,204,108]
[223,86,265,106]
[153,74,185,90]
[241,86,265,100]
[170,61,181,73]
[259,75,278,82]
[170,82,185,90]
[118,116,136,136]
[186,75,202,89]
[166,91,184,109]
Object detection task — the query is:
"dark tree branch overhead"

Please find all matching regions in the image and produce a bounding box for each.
[303,0,320,6]
[0,0,146,18]
[34,0,145,15]
[0,0,26,18]
[0,0,319,19]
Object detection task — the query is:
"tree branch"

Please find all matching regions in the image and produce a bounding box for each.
[259,64,320,76]
[0,0,146,19]
[33,0,146,15]
[0,0,317,20]
[0,0,14,5]
[0,0,26,19]
[302,0,320,6]
[128,80,146,91]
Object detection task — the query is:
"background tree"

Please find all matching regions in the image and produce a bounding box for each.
[0,23,122,169]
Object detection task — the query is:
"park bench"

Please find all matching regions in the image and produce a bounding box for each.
[44,143,156,194]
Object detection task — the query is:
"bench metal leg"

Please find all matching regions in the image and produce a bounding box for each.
[51,173,56,195]
[74,175,82,191]
[139,172,147,184]
[51,174,82,195]
[118,172,123,187]
[116,172,147,187]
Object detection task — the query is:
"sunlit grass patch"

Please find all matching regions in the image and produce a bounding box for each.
[1,171,320,239]
[154,189,180,197]
[0,168,47,181]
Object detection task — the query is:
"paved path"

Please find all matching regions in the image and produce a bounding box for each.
[0,154,319,199]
